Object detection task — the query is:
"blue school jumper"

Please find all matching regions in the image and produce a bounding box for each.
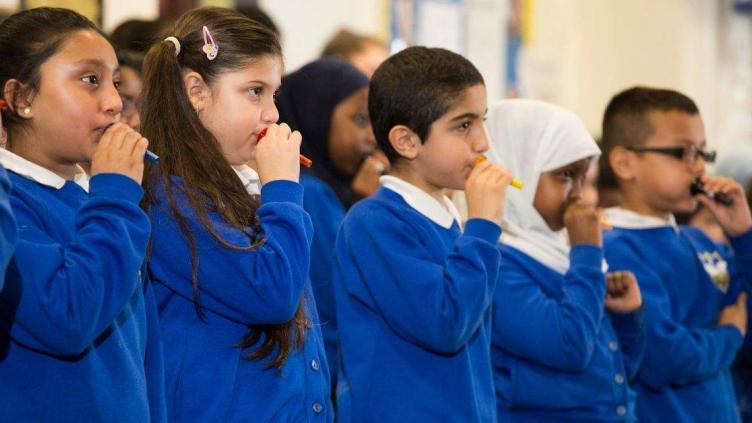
[333,177,501,422]
[148,176,332,422]
[0,150,165,422]
[0,164,17,290]
[300,173,346,384]
[603,208,752,423]
[492,244,644,422]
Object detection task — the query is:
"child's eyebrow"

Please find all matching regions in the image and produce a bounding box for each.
[448,112,481,122]
[677,138,707,147]
[73,59,116,71]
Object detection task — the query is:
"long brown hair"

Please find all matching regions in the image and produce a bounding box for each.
[140,7,307,369]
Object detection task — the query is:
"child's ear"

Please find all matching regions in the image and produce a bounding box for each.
[183,71,209,113]
[388,125,419,160]
[3,79,34,119]
[609,146,636,181]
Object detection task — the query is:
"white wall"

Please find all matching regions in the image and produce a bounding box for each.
[519,0,752,149]
[103,0,159,32]
[260,0,386,72]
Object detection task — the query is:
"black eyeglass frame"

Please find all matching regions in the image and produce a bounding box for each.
[626,145,716,164]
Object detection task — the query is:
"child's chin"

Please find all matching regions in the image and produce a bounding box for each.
[672,197,699,214]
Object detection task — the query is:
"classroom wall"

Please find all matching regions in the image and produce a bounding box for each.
[89,0,752,150]
[521,0,752,149]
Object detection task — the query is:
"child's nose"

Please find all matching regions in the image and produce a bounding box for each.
[569,180,585,201]
[474,127,490,153]
[103,84,123,117]
[262,101,279,124]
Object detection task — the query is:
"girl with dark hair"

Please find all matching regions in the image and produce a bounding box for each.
[139,7,330,421]
[0,7,164,421]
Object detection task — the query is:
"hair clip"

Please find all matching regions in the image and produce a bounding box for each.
[164,36,181,56]
[202,26,218,61]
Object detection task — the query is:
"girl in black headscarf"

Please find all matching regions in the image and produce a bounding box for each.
[276,57,386,394]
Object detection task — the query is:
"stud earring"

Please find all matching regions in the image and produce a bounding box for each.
[23,107,31,115]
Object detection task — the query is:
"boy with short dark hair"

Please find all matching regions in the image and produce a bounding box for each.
[602,86,752,423]
[332,46,514,421]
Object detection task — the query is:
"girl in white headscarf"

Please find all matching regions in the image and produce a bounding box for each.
[486,99,644,422]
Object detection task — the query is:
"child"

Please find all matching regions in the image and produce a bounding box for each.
[321,29,389,78]
[0,7,164,421]
[115,50,143,130]
[486,99,644,421]
[332,46,513,421]
[602,87,752,422]
[276,57,384,390]
[139,7,330,421]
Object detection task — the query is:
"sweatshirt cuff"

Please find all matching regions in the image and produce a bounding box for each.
[260,180,303,206]
[610,307,644,338]
[463,218,502,244]
[569,244,604,270]
[729,228,752,257]
[89,173,143,205]
[718,324,745,349]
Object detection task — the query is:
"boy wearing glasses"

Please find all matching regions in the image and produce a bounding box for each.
[600,86,752,423]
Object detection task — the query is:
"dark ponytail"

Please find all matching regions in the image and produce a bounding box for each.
[140,6,308,369]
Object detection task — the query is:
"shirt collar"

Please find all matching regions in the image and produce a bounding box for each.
[604,206,678,231]
[380,175,460,229]
[232,164,261,196]
[0,148,89,192]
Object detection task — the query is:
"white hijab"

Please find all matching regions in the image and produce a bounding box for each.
[486,99,601,274]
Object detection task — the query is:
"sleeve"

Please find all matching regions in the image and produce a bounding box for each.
[337,211,502,355]
[0,166,17,290]
[609,309,646,381]
[301,178,345,369]
[728,229,752,294]
[143,279,167,423]
[150,180,313,325]
[492,245,608,372]
[605,240,743,389]
[1,173,150,356]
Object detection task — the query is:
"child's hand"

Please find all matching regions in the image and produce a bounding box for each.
[465,160,514,227]
[351,150,389,198]
[90,123,148,184]
[255,123,302,185]
[605,271,642,314]
[718,292,747,336]
[696,175,752,237]
[564,201,602,246]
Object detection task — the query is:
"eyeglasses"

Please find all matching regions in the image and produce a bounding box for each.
[627,144,716,166]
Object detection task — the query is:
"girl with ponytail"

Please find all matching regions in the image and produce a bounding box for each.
[140,7,330,421]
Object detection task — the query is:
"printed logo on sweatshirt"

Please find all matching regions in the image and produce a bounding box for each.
[697,251,730,293]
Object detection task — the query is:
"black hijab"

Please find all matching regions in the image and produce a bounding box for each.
[276,57,370,208]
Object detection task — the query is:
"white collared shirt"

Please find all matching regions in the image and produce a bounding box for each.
[604,206,678,231]
[0,148,89,192]
[379,175,461,229]
[232,164,261,196]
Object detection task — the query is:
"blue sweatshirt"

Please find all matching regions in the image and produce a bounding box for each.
[148,177,332,422]
[300,173,346,384]
[0,164,16,291]
[0,151,165,422]
[333,182,501,422]
[493,244,644,422]
[604,213,752,423]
